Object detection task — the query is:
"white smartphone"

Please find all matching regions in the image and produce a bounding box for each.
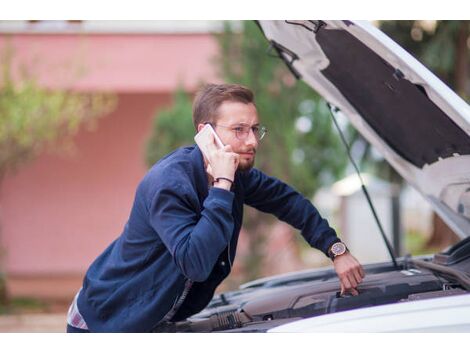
[194,124,224,159]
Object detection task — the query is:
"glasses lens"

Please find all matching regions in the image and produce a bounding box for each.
[231,125,267,140]
[234,126,249,140]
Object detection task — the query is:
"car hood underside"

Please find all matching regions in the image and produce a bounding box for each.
[257,20,470,238]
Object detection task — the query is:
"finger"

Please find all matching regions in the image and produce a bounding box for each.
[349,287,359,296]
[206,134,224,155]
[341,275,353,291]
[353,267,363,285]
[340,283,359,297]
[351,258,365,278]
[233,153,240,164]
[359,265,366,278]
[346,273,358,289]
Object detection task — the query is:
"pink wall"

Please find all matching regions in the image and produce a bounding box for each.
[0,93,173,275]
[1,33,219,92]
[0,32,219,278]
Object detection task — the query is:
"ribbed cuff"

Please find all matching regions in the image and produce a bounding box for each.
[207,187,235,209]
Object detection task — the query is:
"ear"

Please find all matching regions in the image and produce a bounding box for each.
[197,123,206,133]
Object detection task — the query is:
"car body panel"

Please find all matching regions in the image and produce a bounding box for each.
[268,293,470,332]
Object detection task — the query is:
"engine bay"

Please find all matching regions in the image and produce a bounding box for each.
[153,237,470,332]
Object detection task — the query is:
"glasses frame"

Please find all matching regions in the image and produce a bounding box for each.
[210,123,267,141]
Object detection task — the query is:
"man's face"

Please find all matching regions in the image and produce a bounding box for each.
[200,101,260,171]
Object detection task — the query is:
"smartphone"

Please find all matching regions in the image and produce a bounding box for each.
[194,124,224,159]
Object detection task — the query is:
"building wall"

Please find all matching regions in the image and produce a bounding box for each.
[1,93,171,274]
[0,33,219,92]
[0,94,180,298]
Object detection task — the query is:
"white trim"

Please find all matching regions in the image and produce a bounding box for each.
[269,293,470,332]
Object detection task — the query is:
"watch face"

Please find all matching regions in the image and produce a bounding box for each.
[331,242,346,256]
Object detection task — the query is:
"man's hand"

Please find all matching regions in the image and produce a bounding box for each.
[204,135,239,190]
[333,252,365,296]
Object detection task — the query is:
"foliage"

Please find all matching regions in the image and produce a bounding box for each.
[0,273,6,309]
[404,230,439,256]
[145,88,194,167]
[215,21,347,196]
[0,295,47,315]
[0,50,117,179]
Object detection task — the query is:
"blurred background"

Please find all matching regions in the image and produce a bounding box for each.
[0,20,468,331]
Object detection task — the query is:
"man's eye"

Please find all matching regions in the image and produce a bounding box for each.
[234,127,245,133]
[252,127,259,133]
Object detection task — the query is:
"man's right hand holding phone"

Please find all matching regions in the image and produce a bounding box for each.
[195,124,239,191]
[205,136,239,191]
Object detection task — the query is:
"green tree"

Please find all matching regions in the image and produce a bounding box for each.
[0,51,116,179]
[146,21,348,286]
[145,88,194,167]
[217,22,346,194]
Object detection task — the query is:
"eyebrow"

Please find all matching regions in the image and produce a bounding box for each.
[233,123,260,127]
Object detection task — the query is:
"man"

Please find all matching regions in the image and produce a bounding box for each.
[67,83,365,333]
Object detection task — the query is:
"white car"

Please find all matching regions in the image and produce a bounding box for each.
[153,21,470,333]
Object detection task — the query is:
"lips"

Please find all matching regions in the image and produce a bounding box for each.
[239,152,255,157]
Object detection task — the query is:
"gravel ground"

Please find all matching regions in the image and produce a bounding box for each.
[0,313,67,333]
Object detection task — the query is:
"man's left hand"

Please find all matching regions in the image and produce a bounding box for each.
[333,252,365,296]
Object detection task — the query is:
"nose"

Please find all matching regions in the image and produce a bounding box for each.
[245,128,258,148]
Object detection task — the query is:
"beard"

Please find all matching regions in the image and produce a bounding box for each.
[236,150,256,171]
[237,159,254,171]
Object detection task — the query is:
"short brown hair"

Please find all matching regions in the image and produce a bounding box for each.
[192,83,255,130]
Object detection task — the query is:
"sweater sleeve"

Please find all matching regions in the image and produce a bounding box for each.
[243,168,339,257]
[149,178,235,282]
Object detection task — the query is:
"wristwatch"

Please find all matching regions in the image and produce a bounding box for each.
[328,241,348,261]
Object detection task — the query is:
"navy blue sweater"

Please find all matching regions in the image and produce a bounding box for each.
[77,145,339,332]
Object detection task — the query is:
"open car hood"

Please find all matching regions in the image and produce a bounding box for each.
[257,20,470,238]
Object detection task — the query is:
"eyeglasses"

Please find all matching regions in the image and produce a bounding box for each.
[211,123,267,141]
